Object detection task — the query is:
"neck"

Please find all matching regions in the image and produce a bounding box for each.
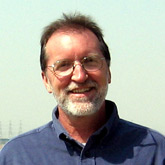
[58,102,106,143]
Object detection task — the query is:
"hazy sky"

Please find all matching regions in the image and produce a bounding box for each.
[0,0,164,138]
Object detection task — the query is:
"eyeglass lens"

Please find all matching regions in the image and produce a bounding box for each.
[53,56,104,76]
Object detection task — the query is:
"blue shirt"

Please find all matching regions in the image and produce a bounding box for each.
[0,101,165,165]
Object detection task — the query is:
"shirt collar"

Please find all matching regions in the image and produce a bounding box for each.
[88,100,119,143]
[102,100,119,137]
[52,107,69,138]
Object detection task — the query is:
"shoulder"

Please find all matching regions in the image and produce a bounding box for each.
[0,121,54,156]
[118,119,165,146]
[10,121,53,140]
[147,129,165,146]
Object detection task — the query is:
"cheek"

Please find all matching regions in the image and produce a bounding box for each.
[89,70,109,86]
[50,76,70,93]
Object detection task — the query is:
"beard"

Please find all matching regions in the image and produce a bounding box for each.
[52,80,108,117]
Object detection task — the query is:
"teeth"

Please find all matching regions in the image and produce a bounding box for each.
[72,88,90,93]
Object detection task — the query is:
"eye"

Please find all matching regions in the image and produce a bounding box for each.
[55,60,72,72]
[84,56,99,65]
[82,55,103,71]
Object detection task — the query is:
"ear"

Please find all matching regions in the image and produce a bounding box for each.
[108,69,111,84]
[41,72,53,93]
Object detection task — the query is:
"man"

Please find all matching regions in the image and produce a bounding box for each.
[0,13,165,165]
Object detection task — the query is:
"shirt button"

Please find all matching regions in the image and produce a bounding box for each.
[66,136,69,139]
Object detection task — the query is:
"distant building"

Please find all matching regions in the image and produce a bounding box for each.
[0,138,9,149]
[0,120,23,150]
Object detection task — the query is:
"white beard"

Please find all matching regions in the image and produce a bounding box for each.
[52,80,108,117]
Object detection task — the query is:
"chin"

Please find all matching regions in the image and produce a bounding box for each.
[61,100,101,117]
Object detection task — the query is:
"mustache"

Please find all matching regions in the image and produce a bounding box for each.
[65,80,98,92]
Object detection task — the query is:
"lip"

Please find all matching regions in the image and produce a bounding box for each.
[68,87,96,98]
[72,87,91,93]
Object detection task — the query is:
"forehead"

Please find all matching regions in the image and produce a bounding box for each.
[45,29,101,60]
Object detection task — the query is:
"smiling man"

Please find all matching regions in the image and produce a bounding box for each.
[0,13,165,165]
[43,29,110,121]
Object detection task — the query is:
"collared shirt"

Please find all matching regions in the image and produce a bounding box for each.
[0,100,165,165]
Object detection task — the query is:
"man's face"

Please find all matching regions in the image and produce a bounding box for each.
[42,29,111,117]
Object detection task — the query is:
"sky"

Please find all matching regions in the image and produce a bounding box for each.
[0,0,164,138]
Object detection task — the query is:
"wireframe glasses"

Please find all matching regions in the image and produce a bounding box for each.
[47,55,105,77]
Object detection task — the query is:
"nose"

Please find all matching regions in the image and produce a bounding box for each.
[71,63,88,83]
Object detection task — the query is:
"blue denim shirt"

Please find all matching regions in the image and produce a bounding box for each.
[0,101,165,165]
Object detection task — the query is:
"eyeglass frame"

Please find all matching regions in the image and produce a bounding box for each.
[46,55,105,77]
